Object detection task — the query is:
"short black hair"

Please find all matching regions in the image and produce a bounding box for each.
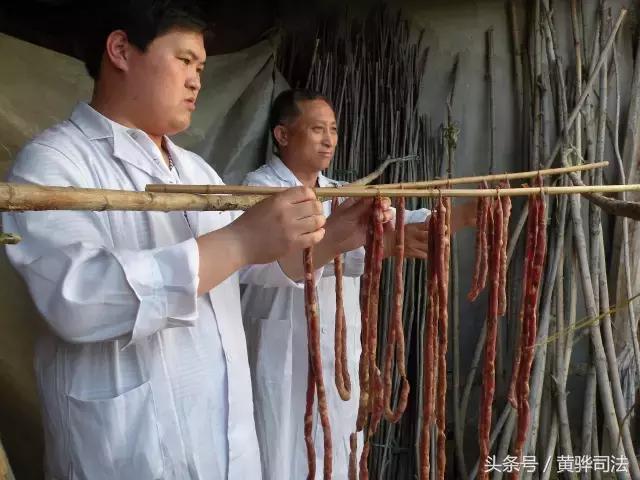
[270,89,335,153]
[84,0,208,80]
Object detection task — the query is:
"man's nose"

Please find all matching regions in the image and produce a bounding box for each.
[186,73,201,93]
[322,130,335,147]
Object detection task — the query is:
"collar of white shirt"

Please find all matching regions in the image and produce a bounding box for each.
[267,155,340,188]
[70,102,181,181]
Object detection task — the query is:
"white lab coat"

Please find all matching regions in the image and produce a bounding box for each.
[241,157,429,479]
[3,103,306,480]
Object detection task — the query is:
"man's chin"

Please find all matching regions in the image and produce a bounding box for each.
[168,116,191,136]
[318,157,334,171]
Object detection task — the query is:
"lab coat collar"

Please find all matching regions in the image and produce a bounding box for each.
[268,156,338,188]
[70,102,115,140]
[70,102,172,182]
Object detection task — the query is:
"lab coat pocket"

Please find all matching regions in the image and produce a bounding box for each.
[67,381,164,480]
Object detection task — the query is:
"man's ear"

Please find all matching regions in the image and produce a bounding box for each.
[273,125,289,149]
[104,30,131,72]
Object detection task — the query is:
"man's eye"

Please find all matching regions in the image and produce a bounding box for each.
[180,58,191,65]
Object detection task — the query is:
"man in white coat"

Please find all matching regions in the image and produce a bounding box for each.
[241,89,476,479]
[2,5,392,480]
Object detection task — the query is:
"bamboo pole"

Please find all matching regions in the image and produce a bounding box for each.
[7,181,640,212]
[487,27,496,175]
[489,409,515,480]
[142,184,640,198]
[350,155,418,185]
[8,183,640,215]
[611,18,640,372]
[554,246,576,480]
[147,161,608,193]
[156,183,640,199]
[612,33,640,393]
[378,161,608,188]
[0,183,266,212]
[532,0,542,171]
[522,192,566,473]
[0,233,21,245]
[569,191,629,472]
[446,69,467,480]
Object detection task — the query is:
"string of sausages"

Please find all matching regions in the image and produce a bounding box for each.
[510,185,546,480]
[356,212,374,432]
[304,359,317,479]
[468,181,490,302]
[360,196,386,480]
[349,205,376,480]
[420,208,437,480]
[332,197,352,401]
[420,196,451,480]
[383,197,410,423]
[349,195,414,479]
[469,181,512,480]
[303,247,333,480]
[498,183,512,316]
[478,195,504,480]
[304,184,546,480]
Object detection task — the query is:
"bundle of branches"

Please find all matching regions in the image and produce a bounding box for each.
[462,3,640,480]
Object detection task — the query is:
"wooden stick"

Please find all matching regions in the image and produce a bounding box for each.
[349,155,418,185]
[487,28,496,175]
[569,192,628,464]
[553,246,575,478]
[0,233,21,245]
[532,0,542,171]
[445,53,468,480]
[186,183,640,200]
[0,183,265,211]
[11,182,640,216]
[147,162,608,193]
[146,183,640,199]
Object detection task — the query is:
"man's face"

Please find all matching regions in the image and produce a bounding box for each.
[281,99,338,173]
[126,28,205,136]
